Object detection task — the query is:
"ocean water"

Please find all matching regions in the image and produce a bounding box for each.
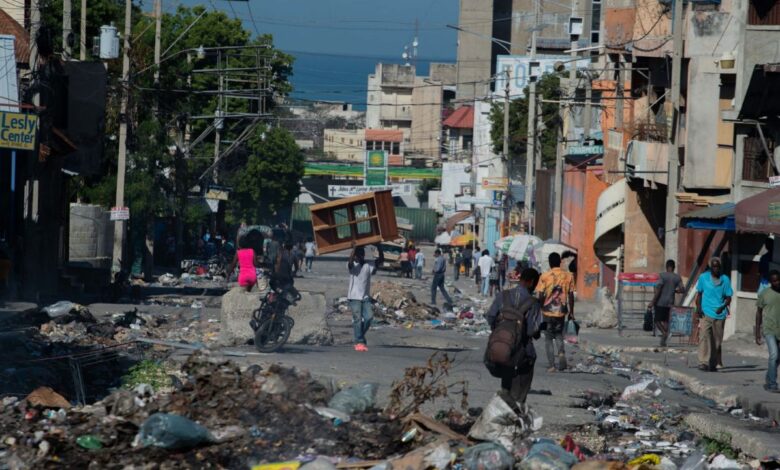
[289,51,437,110]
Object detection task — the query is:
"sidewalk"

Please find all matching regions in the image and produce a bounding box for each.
[579,328,780,422]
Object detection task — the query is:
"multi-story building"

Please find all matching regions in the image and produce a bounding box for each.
[454,0,597,103]
[589,0,780,337]
[323,129,365,163]
[366,62,455,162]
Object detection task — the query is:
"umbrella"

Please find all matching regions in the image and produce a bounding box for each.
[451,233,477,247]
[533,239,577,271]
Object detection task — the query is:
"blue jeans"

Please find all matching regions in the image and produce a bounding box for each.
[482,276,490,296]
[766,334,779,389]
[431,273,452,305]
[415,265,423,279]
[349,299,373,345]
[305,256,314,271]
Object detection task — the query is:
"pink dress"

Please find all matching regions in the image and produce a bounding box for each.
[237,248,257,287]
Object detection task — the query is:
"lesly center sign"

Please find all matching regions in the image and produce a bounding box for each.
[0,112,38,151]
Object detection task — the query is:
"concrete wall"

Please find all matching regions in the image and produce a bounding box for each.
[455,0,493,102]
[410,77,443,159]
[562,166,609,300]
[622,185,664,274]
[323,129,365,163]
[69,203,112,261]
[0,1,25,29]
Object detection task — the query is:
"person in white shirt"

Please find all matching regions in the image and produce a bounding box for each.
[478,250,495,296]
[304,238,316,272]
[415,250,426,279]
[347,244,384,352]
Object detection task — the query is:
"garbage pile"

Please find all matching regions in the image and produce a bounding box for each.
[332,280,492,336]
[0,356,407,468]
[36,301,221,349]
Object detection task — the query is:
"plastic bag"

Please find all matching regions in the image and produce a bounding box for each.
[327,383,378,415]
[42,301,75,318]
[463,442,514,470]
[564,320,579,344]
[138,413,213,450]
[519,439,578,470]
[468,395,534,452]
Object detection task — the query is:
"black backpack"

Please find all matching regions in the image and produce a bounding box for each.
[484,292,537,378]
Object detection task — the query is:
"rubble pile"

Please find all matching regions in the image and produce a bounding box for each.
[0,356,406,468]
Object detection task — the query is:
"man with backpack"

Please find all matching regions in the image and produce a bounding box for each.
[485,268,541,408]
[535,252,575,372]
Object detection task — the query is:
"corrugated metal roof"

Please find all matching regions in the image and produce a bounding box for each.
[0,11,30,63]
[443,106,474,129]
[679,203,735,220]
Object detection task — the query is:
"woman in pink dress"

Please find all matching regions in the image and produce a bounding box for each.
[228,235,261,291]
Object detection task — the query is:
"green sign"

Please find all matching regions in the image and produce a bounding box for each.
[366,168,388,186]
[770,202,780,221]
[366,150,386,168]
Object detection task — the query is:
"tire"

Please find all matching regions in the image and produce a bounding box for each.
[254,315,292,353]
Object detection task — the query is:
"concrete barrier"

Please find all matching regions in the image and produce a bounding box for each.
[219,287,333,347]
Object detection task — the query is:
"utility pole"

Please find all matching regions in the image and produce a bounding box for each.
[63,0,72,57]
[29,0,39,74]
[79,0,87,60]
[524,0,540,228]
[153,0,162,85]
[500,68,509,179]
[583,75,592,140]
[553,6,580,239]
[665,0,684,261]
[111,0,133,274]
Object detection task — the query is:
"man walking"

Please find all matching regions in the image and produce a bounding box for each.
[485,268,542,409]
[535,253,575,372]
[431,249,453,306]
[695,257,733,371]
[304,237,316,272]
[478,250,495,296]
[415,249,425,280]
[463,246,473,277]
[347,244,384,352]
[454,249,463,281]
[649,259,683,346]
[756,270,780,392]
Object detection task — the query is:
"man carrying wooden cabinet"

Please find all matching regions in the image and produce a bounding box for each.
[347,243,384,352]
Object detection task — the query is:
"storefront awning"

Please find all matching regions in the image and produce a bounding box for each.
[679,203,735,231]
[736,187,780,234]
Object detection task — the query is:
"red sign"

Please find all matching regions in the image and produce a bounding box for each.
[618,272,660,282]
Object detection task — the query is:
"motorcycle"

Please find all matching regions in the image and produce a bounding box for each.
[249,279,300,353]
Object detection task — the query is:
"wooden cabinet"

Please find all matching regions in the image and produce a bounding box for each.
[309,190,398,254]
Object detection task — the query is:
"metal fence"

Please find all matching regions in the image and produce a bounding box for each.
[616,273,659,334]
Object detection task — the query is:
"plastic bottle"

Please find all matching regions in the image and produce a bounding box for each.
[680,451,707,470]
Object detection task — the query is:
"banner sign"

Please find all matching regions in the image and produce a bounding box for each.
[328,184,413,198]
[110,206,130,221]
[0,112,38,150]
[481,177,509,190]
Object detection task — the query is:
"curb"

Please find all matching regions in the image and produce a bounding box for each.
[684,413,780,460]
[581,341,780,422]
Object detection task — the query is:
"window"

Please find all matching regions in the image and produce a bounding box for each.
[392,142,400,154]
[350,139,354,145]
[341,137,345,143]
[383,141,391,151]
[749,0,780,25]
[591,0,602,45]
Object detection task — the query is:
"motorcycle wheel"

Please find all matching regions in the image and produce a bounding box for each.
[254,315,292,353]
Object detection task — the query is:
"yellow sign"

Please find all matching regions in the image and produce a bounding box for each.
[251,462,300,470]
[481,177,509,190]
[0,112,38,151]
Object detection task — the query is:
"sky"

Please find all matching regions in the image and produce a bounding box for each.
[177,0,459,61]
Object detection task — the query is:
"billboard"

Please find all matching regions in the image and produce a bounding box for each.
[495,55,591,99]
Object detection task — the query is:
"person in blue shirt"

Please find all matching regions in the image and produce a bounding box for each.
[695,257,733,371]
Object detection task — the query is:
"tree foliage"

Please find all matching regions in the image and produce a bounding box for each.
[228,126,304,223]
[490,73,563,171]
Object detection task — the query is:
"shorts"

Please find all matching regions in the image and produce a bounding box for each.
[654,306,671,322]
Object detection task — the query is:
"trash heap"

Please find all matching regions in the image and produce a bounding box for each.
[36,301,220,349]
[332,281,492,336]
[0,356,407,468]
